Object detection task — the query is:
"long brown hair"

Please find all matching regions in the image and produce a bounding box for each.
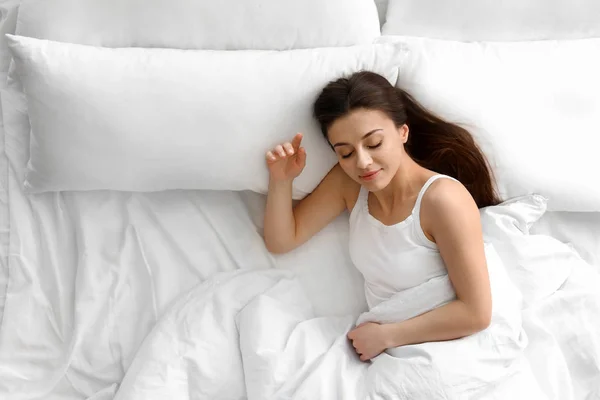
[313,71,501,208]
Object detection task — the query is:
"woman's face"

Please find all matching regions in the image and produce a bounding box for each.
[327,108,408,191]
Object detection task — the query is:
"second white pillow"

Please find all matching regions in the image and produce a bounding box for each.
[378,35,600,212]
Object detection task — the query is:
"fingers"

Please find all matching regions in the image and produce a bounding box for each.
[275,144,287,157]
[351,343,370,362]
[291,132,303,151]
[265,150,276,163]
[265,134,304,165]
[266,140,298,163]
[283,143,294,155]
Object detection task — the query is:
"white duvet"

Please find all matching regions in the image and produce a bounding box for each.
[105,219,600,400]
[109,241,600,400]
[112,243,542,400]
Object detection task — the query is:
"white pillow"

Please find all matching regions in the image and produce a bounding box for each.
[378,35,600,212]
[6,34,404,197]
[383,0,600,41]
[15,0,380,50]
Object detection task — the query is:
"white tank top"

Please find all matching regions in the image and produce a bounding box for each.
[349,174,460,309]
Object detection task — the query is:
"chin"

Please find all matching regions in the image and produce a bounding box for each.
[359,173,389,192]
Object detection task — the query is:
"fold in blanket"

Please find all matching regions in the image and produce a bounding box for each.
[113,245,545,399]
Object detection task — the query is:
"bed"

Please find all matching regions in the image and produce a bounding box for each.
[0,0,599,399]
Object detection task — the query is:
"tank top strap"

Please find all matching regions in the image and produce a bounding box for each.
[412,174,459,217]
[351,185,369,217]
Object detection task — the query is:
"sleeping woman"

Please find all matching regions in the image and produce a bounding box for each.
[262,71,527,395]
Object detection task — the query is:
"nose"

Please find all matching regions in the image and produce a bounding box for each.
[356,149,373,170]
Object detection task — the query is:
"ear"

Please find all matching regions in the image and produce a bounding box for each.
[398,124,409,144]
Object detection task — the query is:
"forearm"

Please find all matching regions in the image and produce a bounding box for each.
[264,178,297,253]
[382,299,491,348]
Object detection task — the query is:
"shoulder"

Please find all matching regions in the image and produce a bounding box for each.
[326,164,360,211]
[422,177,475,211]
[421,177,480,233]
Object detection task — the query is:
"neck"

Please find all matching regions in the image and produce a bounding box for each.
[372,157,430,214]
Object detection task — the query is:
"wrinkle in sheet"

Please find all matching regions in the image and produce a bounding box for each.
[45,192,147,395]
[1,256,77,398]
[187,191,274,272]
[128,224,159,320]
[127,193,207,283]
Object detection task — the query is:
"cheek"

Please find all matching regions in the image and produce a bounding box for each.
[338,159,353,173]
[339,160,359,179]
[379,145,402,164]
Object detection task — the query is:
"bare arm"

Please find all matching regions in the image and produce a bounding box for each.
[263,134,352,254]
[381,179,492,347]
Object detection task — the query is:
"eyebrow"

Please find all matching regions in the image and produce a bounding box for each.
[332,129,383,148]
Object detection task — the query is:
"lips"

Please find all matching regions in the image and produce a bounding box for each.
[360,169,381,181]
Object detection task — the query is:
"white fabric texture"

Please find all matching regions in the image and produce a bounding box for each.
[532,211,600,267]
[112,246,542,400]
[0,2,18,84]
[0,0,18,325]
[15,0,381,50]
[480,195,600,399]
[6,34,404,198]
[481,195,578,308]
[105,199,600,400]
[377,35,600,212]
[383,0,600,41]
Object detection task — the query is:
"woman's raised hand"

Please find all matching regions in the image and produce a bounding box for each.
[265,133,307,182]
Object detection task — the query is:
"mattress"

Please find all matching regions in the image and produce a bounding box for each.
[1,1,599,399]
[1,88,600,397]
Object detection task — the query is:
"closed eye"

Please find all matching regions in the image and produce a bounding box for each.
[367,142,382,149]
[341,152,354,159]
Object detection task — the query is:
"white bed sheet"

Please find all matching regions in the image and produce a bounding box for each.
[0,82,7,326]
[0,0,19,330]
